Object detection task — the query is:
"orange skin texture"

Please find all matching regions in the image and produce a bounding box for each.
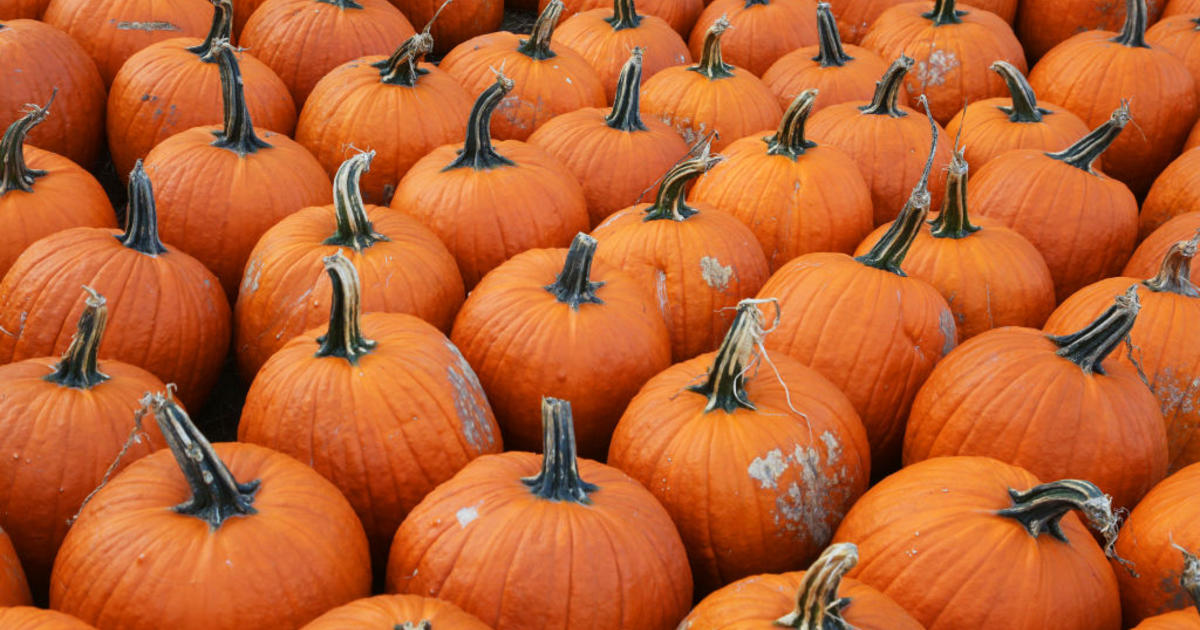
[680,570,924,629]
[0,145,116,278]
[855,216,1056,339]
[1046,279,1200,472]
[390,141,589,289]
[385,0,503,55]
[807,101,951,225]
[552,10,692,102]
[0,0,49,18]
[1028,31,1197,198]
[0,356,167,596]
[827,0,1017,43]
[0,532,30,607]
[240,312,501,562]
[1134,610,1200,630]
[968,150,1139,302]
[0,20,106,168]
[144,127,331,300]
[240,0,415,106]
[1115,463,1200,626]
[234,204,465,381]
[450,247,670,458]
[0,607,96,629]
[1127,213,1200,279]
[386,453,693,630]
[440,32,606,142]
[0,228,230,410]
[1018,0,1166,61]
[943,98,1091,171]
[688,0,820,77]
[1148,14,1200,103]
[591,204,770,361]
[41,0,210,87]
[860,2,1028,125]
[689,131,874,271]
[762,43,905,114]
[297,58,472,205]
[640,66,783,151]
[527,107,691,227]
[608,347,870,594]
[832,456,1121,630]
[107,38,296,181]
[1166,0,1200,16]
[230,0,265,38]
[542,0,703,34]
[302,594,493,629]
[1189,118,1200,150]
[50,441,372,629]
[756,252,956,471]
[1142,149,1200,240]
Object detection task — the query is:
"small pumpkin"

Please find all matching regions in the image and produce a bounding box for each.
[1128,213,1200,279]
[543,0,703,33]
[0,607,96,629]
[1019,0,1166,61]
[828,0,1018,43]
[301,594,492,630]
[688,0,819,77]
[0,531,30,607]
[387,0,503,55]
[1142,149,1200,240]
[1130,547,1200,629]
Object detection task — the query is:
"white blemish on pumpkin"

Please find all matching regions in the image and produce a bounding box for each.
[115,20,180,31]
[748,449,788,490]
[445,341,497,452]
[699,256,732,291]
[939,309,956,356]
[654,269,670,316]
[914,48,959,88]
[455,505,479,527]
[749,435,850,542]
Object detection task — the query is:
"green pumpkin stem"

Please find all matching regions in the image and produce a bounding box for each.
[775,543,859,628]
[996,479,1124,560]
[605,48,648,132]
[44,286,111,389]
[991,61,1049,123]
[766,90,819,160]
[606,0,642,30]
[923,0,964,25]
[314,250,378,364]
[210,39,271,155]
[1112,0,1150,48]
[1143,231,1200,297]
[186,0,232,62]
[744,0,769,6]
[643,141,722,221]
[690,17,735,80]
[0,92,53,195]
[373,32,433,87]
[522,397,598,503]
[145,391,260,528]
[1049,284,1140,375]
[813,2,854,67]
[324,151,389,251]
[546,233,605,309]
[689,299,776,413]
[517,0,562,61]
[860,55,914,117]
[929,149,979,239]
[445,71,516,171]
[118,161,168,255]
[1047,102,1131,173]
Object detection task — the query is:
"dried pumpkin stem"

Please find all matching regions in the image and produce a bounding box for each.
[44,286,111,389]
[766,90,818,160]
[517,0,562,60]
[210,39,271,155]
[317,0,364,9]
[607,0,642,30]
[545,233,605,309]
[744,0,770,6]
[1112,0,1150,48]
[923,0,964,25]
[522,397,598,503]
[1143,231,1200,297]
[324,151,389,251]
[813,2,853,67]
[374,32,433,87]
[929,149,978,239]
[605,48,648,132]
[691,17,735,80]
[394,622,432,630]
[643,144,722,221]
[991,61,1048,123]
[315,250,378,364]
[1047,102,1130,173]
[689,300,769,413]
[186,0,232,62]
[1049,284,1140,375]
[1176,545,1200,613]
[0,93,53,195]
[775,542,859,628]
[860,55,914,117]
[118,161,168,255]
[996,479,1123,559]
[445,71,516,171]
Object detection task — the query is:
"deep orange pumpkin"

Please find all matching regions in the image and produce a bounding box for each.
[301,594,492,630]
[1147,14,1200,102]
[0,0,48,19]
[0,607,95,629]
[688,0,819,77]
[1143,149,1200,239]
[0,531,30,607]
[828,0,1017,43]
[1129,213,1200,279]
[1131,547,1200,629]
[1018,0,1166,61]
[387,0,503,55]
[543,0,703,33]
[1167,0,1200,16]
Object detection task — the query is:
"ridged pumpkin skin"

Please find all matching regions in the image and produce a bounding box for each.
[1128,213,1200,279]
[0,20,106,169]
[0,532,30,607]
[1143,149,1200,240]
[1018,0,1166,61]
[1135,610,1200,630]
[832,456,1122,630]
[543,0,702,34]
[1147,14,1200,102]
[1166,0,1200,16]
[302,594,493,630]
[0,0,48,19]
[0,607,96,629]
[386,0,503,55]
[688,0,819,77]
[827,0,1017,43]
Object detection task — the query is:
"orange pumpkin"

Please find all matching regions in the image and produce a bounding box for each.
[301,594,492,630]
[0,607,96,629]
[1148,14,1200,102]
[689,89,874,271]
[828,0,1018,43]
[1143,149,1200,240]
[688,0,819,77]
[1129,213,1200,279]
[1167,0,1200,16]
[543,0,703,33]
[1131,547,1200,630]
[1019,0,1166,61]
[0,531,30,607]
[387,0,504,55]
[0,0,48,19]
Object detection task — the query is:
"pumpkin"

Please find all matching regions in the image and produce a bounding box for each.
[49,392,372,629]
[239,0,415,106]
[450,233,670,458]
[1129,213,1200,279]
[942,61,1091,170]
[542,0,703,33]
[1028,0,1196,197]
[1045,235,1200,472]
[551,0,692,102]
[1147,14,1200,102]
[0,19,106,168]
[689,89,874,271]
[240,251,501,562]
[390,72,589,289]
[0,287,167,596]
[527,49,691,226]
[387,0,503,55]
[0,607,96,629]
[0,531,30,607]
[762,2,903,114]
[106,0,296,182]
[807,55,952,225]
[0,163,230,409]
[828,0,1018,43]
[302,594,492,630]
[296,32,472,205]
[387,397,692,630]
[1143,149,1200,240]
[677,542,924,629]
[1019,0,1166,61]
[640,18,783,150]
[1167,0,1200,16]
[1131,547,1200,629]
[688,0,819,77]
[234,152,464,381]
[0,98,115,279]
[591,147,771,361]
[832,456,1123,630]
[440,1,605,142]
[968,103,1139,302]
[41,0,210,86]
[0,0,47,19]
[608,299,870,593]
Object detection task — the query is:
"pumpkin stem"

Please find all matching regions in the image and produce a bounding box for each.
[690,17,736,80]
[605,48,648,132]
[1049,284,1140,375]
[1143,231,1200,297]
[929,149,978,239]
[812,2,854,67]
[1046,102,1131,173]
[324,151,389,251]
[394,623,432,630]
[923,0,964,25]
[1173,544,1200,614]
[744,0,770,6]
[145,390,260,529]
[185,0,232,62]
[996,479,1123,557]
[545,233,605,309]
[0,93,53,196]
[856,95,937,274]
[991,61,1049,123]
[1112,0,1150,48]
[774,543,859,628]
[765,90,819,160]
[445,71,516,171]
[117,161,168,256]
[606,0,642,30]
[316,0,364,9]
[44,286,111,389]
[373,32,434,87]
[522,397,598,503]
[210,39,271,156]
[643,140,722,221]
[860,55,914,117]
[314,250,378,364]
[517,0,562,61]
[689,299,777,413]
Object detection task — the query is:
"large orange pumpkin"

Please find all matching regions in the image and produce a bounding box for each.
[688,0,819,77]
[1147,14,1200,102]
[1131,547,1200,629]
[302,594,492,630]
[0,607,95,629]
[543,0,703,34]
[1018,0,1166,61]
[387,0,504,55]
[828,0,1018,43]
[0,530,30,607]
[1142,149,1200,239]
[1129,213,1200,279]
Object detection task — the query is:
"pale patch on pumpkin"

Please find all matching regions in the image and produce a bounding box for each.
[1155,368,1200,415]
[654,268,670,317]
[445,341,497,452]
[455,505,480,528]
[115,21,180,31]
[241,257,262,293]
[938,309,956,356]
[699,256,733,291]
[748,449,788,490]
[748,432,850,543]
[914,48,960,88]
